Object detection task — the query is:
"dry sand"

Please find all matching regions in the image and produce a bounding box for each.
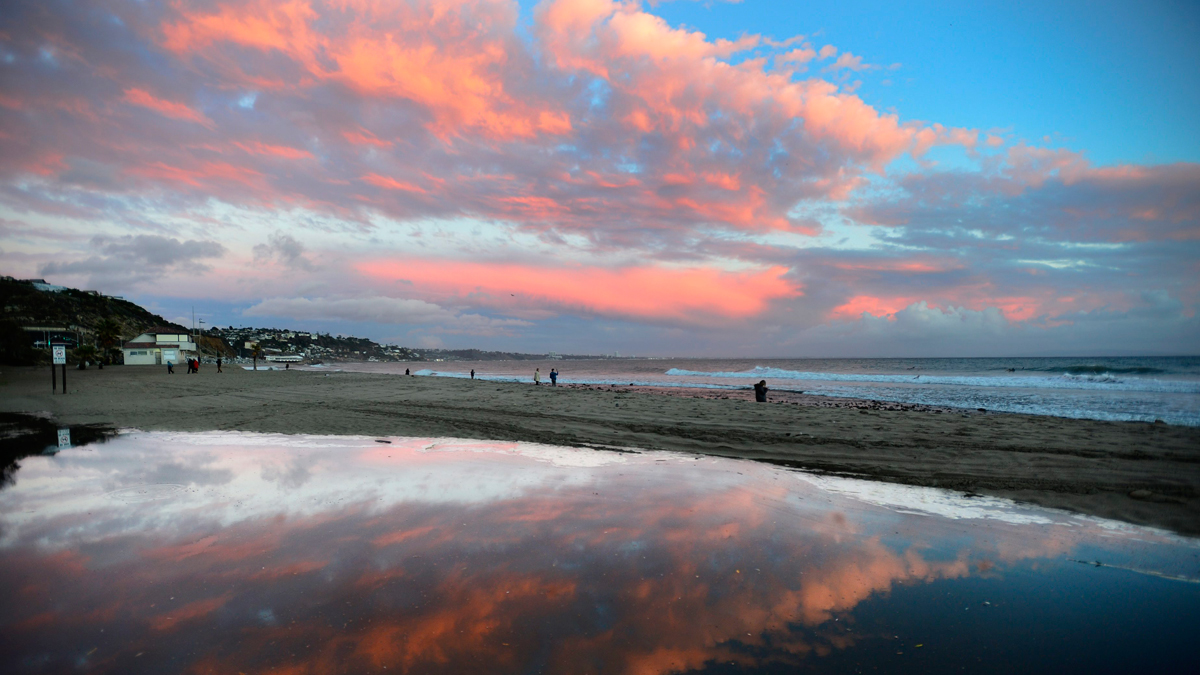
[3,364,1198,535]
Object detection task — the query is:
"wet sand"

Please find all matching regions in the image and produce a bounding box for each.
[2,364,1198,535]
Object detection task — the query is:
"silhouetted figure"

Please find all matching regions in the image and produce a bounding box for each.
[470,369,475,379]
[285,363,289,370]
[405,368,410,376]
[216,357,223,373]
[753,380,768,402]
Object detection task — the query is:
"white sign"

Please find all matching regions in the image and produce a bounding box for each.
[57,428,71,448]
[52,345,66,365]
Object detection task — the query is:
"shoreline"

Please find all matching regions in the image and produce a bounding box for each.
[2,365,1198,535]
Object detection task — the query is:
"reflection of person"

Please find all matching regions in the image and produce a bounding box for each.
[753,380,768,402]
[550,368,558,386]
[470,369,475,380]
[534,368,541,385]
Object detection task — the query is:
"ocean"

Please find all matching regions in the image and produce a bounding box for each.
[301,356,1200,426]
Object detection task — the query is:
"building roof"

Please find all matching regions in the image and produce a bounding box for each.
[143,326,189,335]
[122,341,157,349]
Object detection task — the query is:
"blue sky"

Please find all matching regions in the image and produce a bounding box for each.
[599,0,1200,165]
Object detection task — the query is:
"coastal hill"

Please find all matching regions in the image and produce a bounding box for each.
[1,277,615,365]
[1,276,187,364]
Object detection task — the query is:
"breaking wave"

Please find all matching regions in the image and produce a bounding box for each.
[663,366,1200,394]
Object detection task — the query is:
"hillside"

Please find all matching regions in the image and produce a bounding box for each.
[0,276,186,364]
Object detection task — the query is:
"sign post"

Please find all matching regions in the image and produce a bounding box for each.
[52,345,66,394]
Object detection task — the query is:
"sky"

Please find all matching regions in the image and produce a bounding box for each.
[0,0,1197,357]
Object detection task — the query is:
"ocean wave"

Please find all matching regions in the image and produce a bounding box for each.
[1040,365,1165,375]
[663,366,1200,394]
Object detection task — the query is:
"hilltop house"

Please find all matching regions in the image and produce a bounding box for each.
[122,327,196,365]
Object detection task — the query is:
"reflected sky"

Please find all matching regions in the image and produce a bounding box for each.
[1,432,1197,674]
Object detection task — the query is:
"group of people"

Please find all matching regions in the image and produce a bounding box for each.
[168,356,224,374]
[533,368,559,385]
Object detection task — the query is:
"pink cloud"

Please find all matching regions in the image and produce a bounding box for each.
[123,88,213,127]
[360,173,428,194]
[824,52,871,73]
[163,0,573,141]
[234,141,314,159]
[357,259,799,322]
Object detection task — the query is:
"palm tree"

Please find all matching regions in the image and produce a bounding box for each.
[250,342,264,371]
[95,318,122,365]
[74,344,98,369]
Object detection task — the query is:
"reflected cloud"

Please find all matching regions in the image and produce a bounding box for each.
[0,431,1195,673]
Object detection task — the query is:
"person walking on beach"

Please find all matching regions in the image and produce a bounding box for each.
[550,368,558,386]
[534,368,541,385]
[167,361,174,374]
[216,357,223,373]
[753,380,768,402]
[470,369,475,380]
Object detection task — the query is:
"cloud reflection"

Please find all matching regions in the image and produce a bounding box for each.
[0,432,1192,673]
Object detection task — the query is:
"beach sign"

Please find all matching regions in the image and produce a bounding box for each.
[57,428,71,448]
[52,345,66,365]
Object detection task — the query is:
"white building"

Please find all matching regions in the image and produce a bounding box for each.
[122,327,196,365]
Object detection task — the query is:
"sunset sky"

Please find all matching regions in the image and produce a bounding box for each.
[1,0,1197,356]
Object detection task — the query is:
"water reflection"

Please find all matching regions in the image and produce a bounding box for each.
[0,432,1196,674]
[0,413,116,488]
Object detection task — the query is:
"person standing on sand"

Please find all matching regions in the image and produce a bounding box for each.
[167,361,174,374]
[754,380,768,402]
[470,369,475,380]
[534,368,541,385]
[405,368,410,376]
[550,368,558,386]
[216,357,222,373]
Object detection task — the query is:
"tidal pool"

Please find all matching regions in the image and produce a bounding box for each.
[1,430,1197,674]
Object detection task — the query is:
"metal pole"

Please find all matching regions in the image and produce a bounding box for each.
[52,361,56,393]
[62,363,66,394]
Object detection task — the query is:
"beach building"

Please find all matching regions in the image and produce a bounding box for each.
[121,327,196,365]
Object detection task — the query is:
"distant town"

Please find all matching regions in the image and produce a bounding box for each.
[1,276,623,365]
[208,325,618,363]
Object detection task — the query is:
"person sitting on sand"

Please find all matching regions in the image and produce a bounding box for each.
[405,368,410,376]
[534,368,541,385]
[754,380,768,402]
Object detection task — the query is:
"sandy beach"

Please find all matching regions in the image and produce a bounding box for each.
[2,364,1198,535]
